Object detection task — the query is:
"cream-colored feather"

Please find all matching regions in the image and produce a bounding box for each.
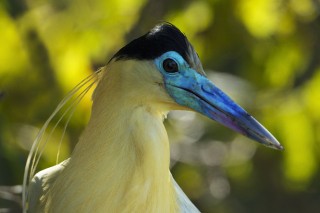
[26,60,200,212]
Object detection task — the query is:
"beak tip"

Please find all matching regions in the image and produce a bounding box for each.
[265,138,284,151]
[273,143,284,151]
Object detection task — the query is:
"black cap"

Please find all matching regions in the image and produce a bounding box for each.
[111,23,191,63]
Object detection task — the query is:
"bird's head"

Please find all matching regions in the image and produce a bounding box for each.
[105,23,282,150]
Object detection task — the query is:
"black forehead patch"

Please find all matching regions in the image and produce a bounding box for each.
[111,23,190,62]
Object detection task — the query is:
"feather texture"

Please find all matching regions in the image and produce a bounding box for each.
[27,60,199,212]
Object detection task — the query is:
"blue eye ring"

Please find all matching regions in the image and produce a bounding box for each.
[154,51,186,74]
[162,58,179,73]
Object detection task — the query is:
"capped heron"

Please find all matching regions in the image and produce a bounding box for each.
[23,23,282,212]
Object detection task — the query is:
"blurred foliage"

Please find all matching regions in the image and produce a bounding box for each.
[0,0,319,212]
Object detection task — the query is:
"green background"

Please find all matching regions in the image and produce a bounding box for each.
[1,0,320,212]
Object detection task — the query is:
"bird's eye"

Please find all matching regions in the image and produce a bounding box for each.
[163,58,178,73]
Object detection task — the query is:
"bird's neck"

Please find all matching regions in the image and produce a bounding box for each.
[47,79,179,212]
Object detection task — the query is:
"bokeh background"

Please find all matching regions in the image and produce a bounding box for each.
[1,0,320,212]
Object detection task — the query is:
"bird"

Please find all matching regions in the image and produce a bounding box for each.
[23,23,283,213]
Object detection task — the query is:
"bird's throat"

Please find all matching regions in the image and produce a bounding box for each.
[46,92,179,212]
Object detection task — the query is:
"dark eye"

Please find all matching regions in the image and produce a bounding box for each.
[163,58,178,73]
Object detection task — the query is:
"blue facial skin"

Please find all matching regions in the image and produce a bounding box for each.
[155,51,283,150]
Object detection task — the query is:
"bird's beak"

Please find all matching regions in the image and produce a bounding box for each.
[165,72,283,150]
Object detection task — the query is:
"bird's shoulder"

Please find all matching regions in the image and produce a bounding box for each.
[171,175,201,213]
[27,159,70,212]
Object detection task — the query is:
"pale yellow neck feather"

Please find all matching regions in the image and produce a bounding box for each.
[44,62,179,213]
